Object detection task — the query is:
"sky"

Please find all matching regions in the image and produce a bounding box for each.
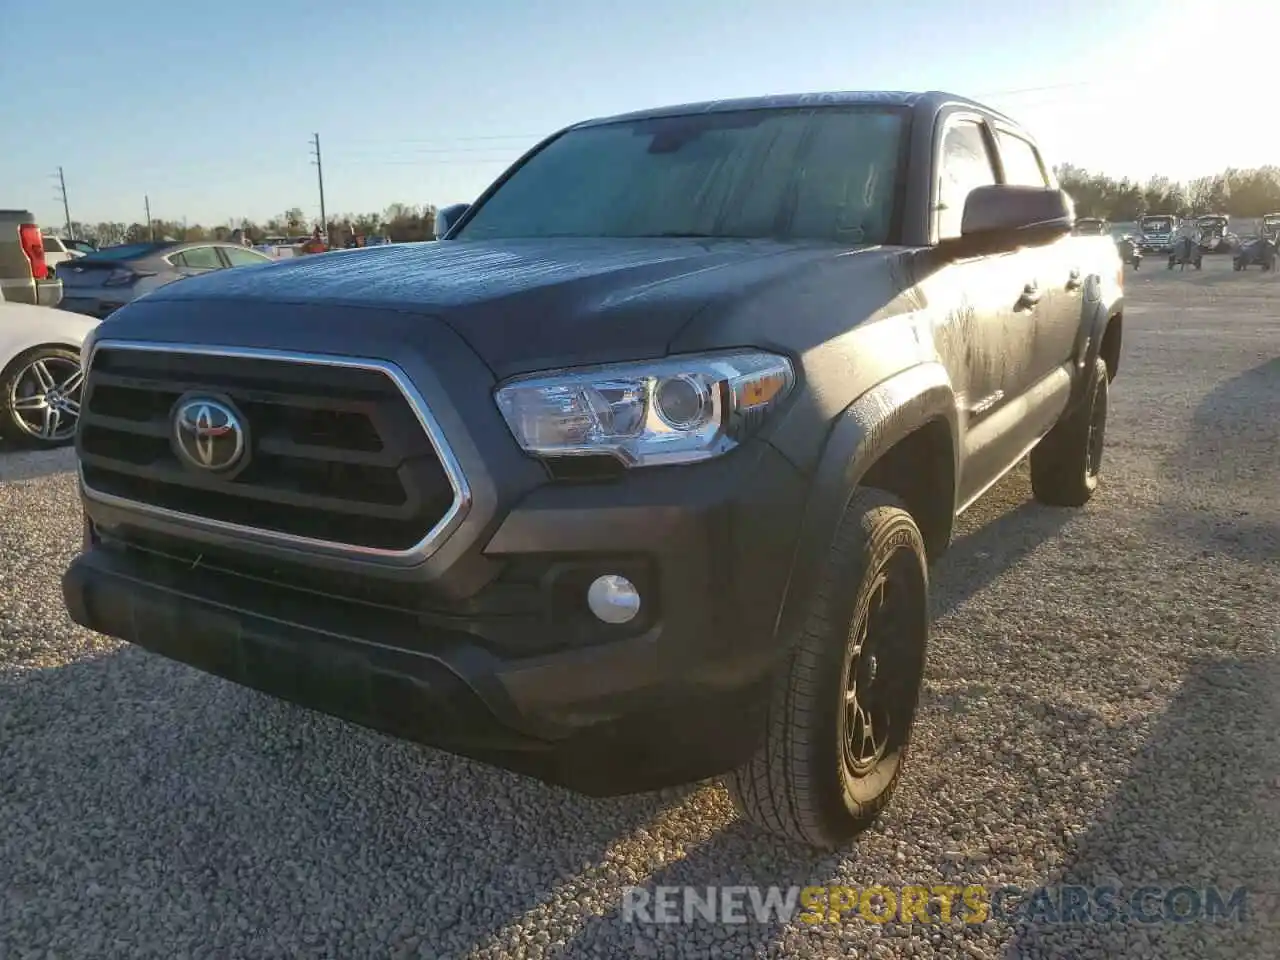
[3,0,1275,230]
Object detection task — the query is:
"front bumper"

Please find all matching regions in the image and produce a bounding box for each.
[65,440,809,796]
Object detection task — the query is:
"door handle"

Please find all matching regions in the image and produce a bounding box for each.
[1066,269,1083,291]
[1015,283,1041,311]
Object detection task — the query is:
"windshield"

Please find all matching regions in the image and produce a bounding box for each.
[456,107,906,244]
[1141,217,1173,232]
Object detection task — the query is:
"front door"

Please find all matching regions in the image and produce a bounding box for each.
[929,114,1044,506]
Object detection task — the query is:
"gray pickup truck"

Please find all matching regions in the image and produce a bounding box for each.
[0,210,63,307]
[64,90,1122,849]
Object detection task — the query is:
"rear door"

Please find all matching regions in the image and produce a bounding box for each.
[991,127,1081,388]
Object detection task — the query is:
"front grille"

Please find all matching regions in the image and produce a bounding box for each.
[78,345,464,555]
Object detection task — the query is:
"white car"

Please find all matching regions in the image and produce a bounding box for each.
[0,301,99,449]
[43,234,89,271]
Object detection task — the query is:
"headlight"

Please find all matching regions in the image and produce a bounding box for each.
[494,351,795,468]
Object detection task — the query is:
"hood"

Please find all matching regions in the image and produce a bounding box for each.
[139,237,858,375]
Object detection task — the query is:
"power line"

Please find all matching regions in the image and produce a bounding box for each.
[310,133,327,232]
[325,156,517,168]
[337,132,543,146]
[972,80,1100,99]
[326,143,537,158]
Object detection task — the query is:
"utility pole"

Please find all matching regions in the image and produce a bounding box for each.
[54,167,72,238]
[310,133,327,242]
[145,195,153,241]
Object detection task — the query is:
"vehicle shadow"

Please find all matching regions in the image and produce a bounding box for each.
[546,472,1077,958]
[1003,651,1280,959]
[0,646,684,959]
[0,470,1080,959]
[1154,357,1279,562]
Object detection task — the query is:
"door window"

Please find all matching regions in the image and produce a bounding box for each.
[936,120,998,241]
[224,246,271,266]
[995,131,1049,187]
[173,246,223,270]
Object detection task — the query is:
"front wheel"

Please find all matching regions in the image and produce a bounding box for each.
[1030,356,1109,507]
[0,346,84,449]
[726,489,930,849]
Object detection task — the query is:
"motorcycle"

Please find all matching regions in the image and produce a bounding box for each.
[1116,235,1142,269]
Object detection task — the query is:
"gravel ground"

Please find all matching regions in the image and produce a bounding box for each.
[1,255,1277,959]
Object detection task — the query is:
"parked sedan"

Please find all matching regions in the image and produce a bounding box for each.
[57,241,274,318]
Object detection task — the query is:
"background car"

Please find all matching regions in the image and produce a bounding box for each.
[1073,217,1110,236]
[42,235,85,272]
[63,238,98,256]
[0,209,63,308]
[56,240,274,318]
[0,299,99,449]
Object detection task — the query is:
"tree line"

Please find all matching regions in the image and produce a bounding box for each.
[1053,165,1280,221]
[53,164,1280,246]
[61,203,439,248]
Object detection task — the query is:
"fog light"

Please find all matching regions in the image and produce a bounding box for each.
[587,574,641,624]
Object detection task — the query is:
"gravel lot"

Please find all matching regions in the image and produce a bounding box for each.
[1,255,1276,959]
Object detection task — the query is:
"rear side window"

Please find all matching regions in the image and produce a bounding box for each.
[936,119,998,241]
[995,131,1049,187]
[224,246,271,266]
[172,246,223,269]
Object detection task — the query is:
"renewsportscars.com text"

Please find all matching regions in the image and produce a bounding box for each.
[621,884,1252,926]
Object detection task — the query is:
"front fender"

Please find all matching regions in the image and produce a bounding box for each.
[0,304,99,370]
[769,361,958,646]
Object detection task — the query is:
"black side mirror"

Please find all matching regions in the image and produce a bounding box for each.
[435,203,470,240]
[950,185,1075,252]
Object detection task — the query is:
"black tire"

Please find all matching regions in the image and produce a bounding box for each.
[0,346,83,449]
[1030,356,1109,507]
[725,489,930,849]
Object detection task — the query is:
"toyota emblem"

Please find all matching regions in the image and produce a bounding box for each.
[172,397,246,473]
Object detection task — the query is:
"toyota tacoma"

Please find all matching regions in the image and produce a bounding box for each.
[63,91,1123,849]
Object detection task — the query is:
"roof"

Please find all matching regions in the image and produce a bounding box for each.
[574,90,1017,129]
